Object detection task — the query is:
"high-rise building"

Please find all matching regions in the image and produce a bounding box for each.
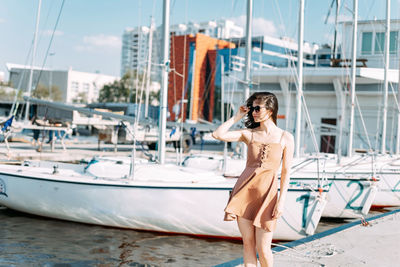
[120,25,158,77]
[120,19,243,78]
[169,19,243,39]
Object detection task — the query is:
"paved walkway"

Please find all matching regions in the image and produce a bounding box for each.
[215,209,400,267]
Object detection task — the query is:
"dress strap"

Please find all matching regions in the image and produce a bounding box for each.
[279,130,286,145]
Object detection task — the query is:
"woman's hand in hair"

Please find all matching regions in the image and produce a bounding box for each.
[212,105,248,142]
[234,105,249,121]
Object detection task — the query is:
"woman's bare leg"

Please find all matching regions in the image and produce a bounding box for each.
[255,227,274,267]
[237,217,257,267]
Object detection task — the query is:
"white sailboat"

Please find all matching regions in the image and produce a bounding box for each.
[320,0,400,208]
[0,158,327,241]
[0,0,328,241]
[183,154,377,219]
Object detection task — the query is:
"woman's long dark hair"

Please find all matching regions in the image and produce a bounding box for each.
[244,92,279,129]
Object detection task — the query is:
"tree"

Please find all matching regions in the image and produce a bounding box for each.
[98,70,150,103]
[32,83,62,101]
[72,92,88,103]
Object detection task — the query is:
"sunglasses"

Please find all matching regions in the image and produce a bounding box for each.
[249,105,266,113]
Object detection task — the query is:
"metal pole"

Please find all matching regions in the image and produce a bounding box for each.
[189,49,196,120]
[25,0,42,121]
[396,56,400,154]
[221,56,225,123]
[49,52,55,100]
[241,0,253,159]
[333,0,341,59]
[221,56,228,173]
[244,0,253,101]
[158,0,170,164]
[348,0,358,157]
[381,0,390,154]
[145,18,154,118]
[295,0,305,157]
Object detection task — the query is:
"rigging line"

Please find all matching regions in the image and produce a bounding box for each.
[135,69,147,127]
[178,0,188,162]
[272,0,322,152]
[301,94,319,153]
[32,0,65,95]
[339,1,385,153]
[218,0,241,122]
[169,0,180,106]
[197,58,222,119]
[197,51,223,110]
[10,40,34,117]
[133,0,143,105]
[224,0,238,120]
[170,34,177,104]
[34,0,56,61]
[389,82,400,112]
[355,94,373,150]
[254,0,265,90]
[340,53,375,152]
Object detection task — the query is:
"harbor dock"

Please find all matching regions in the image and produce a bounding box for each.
[216,208,400,267]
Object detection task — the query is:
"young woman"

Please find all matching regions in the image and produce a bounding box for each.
[212,92,294,267]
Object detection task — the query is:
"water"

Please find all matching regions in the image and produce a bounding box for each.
[0,207,242,266]
[0,206,393,266]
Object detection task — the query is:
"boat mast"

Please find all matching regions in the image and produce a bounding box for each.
[397,56,400,154]
[295,0,305,158]
[348,0,358,157]
[381,0,391,154]
[244,0,252,101]
[221,56,228,173]
[144,17,155,118]
[333,0,340,59]
[158,0,170,164]
[25,0,42,121]
[242,0,252,159]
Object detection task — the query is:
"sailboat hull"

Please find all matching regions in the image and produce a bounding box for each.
[372,172,400,207]
[0,163,327,241]
[290,176,377,218]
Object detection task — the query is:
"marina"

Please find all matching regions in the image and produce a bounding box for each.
[0,140,399,266]
[1,0,400,266]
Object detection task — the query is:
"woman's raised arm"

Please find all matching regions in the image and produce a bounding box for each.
[212,106,248,143]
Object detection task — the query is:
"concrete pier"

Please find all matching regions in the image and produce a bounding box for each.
[216,208,400,266]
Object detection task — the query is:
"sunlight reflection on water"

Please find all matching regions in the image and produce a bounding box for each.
[0,207,242,266]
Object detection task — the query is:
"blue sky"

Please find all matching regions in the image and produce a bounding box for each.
[1,0,399,79]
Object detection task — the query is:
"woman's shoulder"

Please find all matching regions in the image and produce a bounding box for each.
[279,129,294,148]
[280,129,294,139]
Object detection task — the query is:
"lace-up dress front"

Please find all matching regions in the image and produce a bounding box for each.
[224,129,285,232]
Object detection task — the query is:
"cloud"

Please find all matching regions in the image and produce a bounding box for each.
[42,29,64,36]
[74,34,121,52]
[230,15,278,36]
[0,18,5,23]
[83,34,121,48]
[74,45,92,52]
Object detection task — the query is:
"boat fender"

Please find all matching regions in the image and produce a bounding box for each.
[304,193,327,235]
[361,184,378,215]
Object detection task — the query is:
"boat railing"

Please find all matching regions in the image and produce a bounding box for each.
[334,152,377,178]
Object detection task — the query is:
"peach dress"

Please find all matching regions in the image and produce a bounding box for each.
[224,129,285,232]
